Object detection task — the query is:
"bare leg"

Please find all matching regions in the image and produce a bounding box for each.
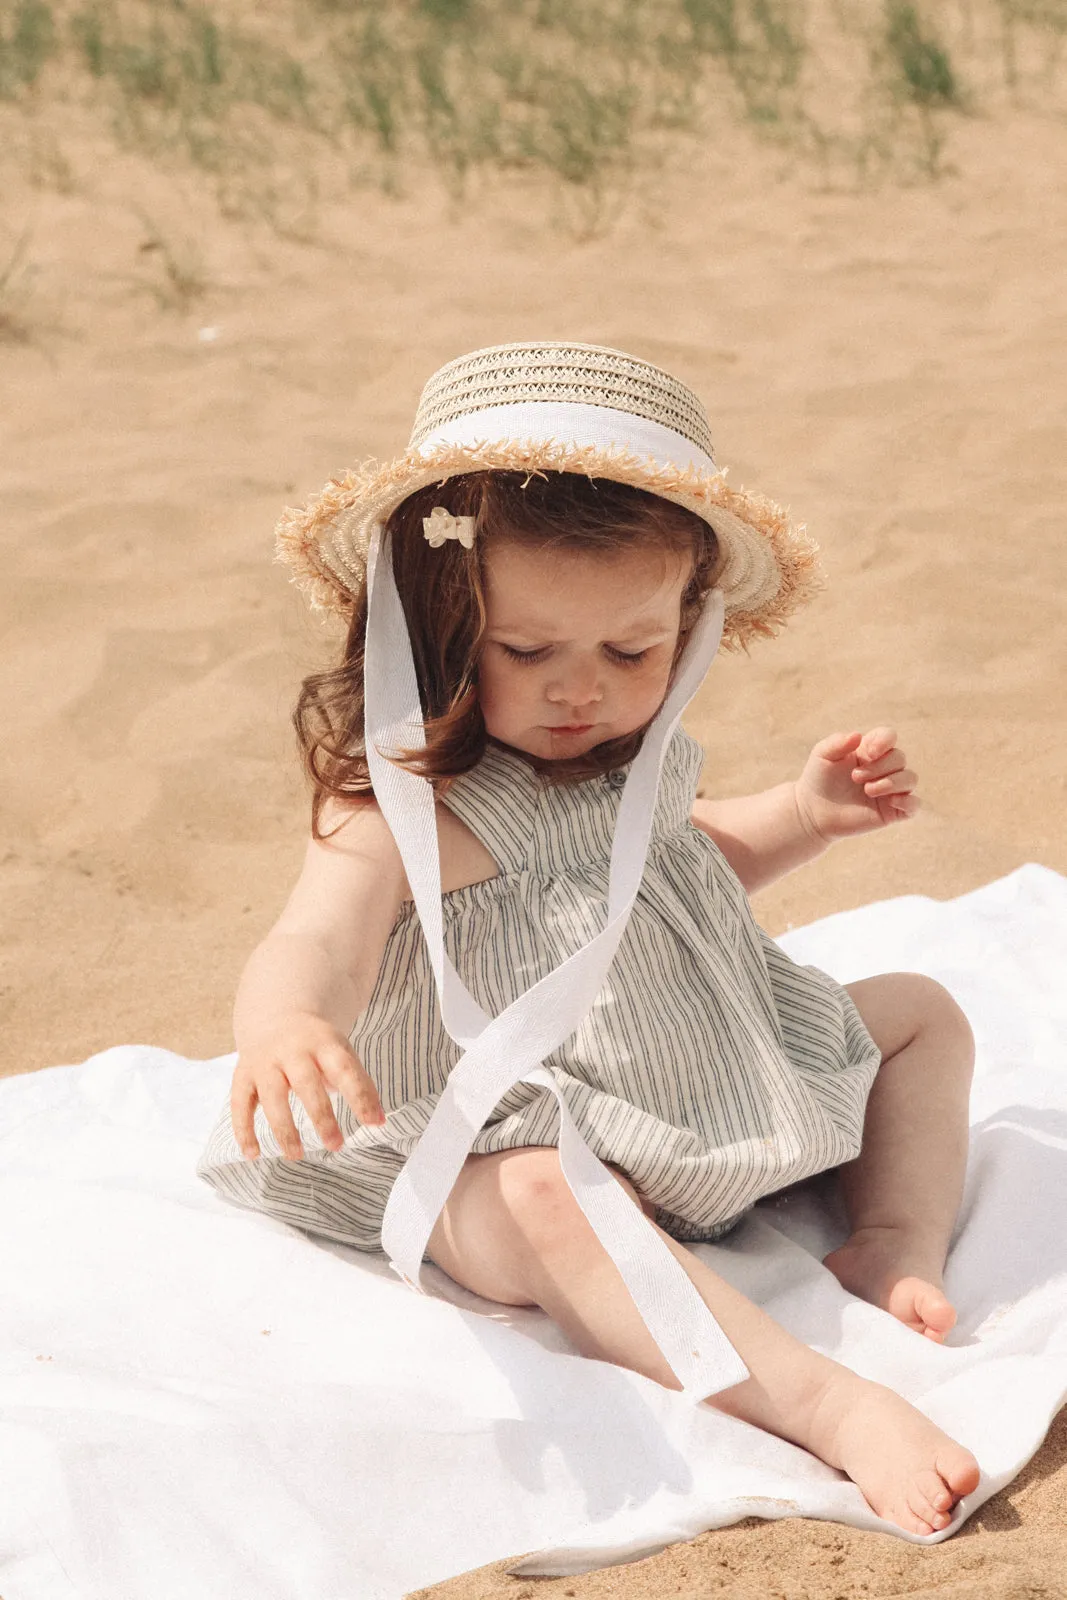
[824,974,975,1342]
[427,1146,980,1535]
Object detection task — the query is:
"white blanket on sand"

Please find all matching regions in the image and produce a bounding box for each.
[3,864,1067,1599]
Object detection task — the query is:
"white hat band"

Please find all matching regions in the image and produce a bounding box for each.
[414,402,718,477]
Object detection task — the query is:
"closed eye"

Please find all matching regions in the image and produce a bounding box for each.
[499,644,648,668]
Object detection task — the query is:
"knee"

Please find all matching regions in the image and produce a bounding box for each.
[497,1148,647,1252]
[497,1148,582,1251]
[909,976,975,1076]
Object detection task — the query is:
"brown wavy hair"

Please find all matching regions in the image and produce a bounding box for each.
[295,470,720,838]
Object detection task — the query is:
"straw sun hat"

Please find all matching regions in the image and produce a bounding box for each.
[276,341,821,650]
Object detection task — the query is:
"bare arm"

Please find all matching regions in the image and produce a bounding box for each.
[690,783,828,897]
[233,797,407,1050]
[690,727,921,896]
[230,797,409,1158]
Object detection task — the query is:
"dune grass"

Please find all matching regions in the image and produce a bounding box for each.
[132,206,208,309]
[0,223,64,356]
[0,226,35,341]
[1,0,1065,224]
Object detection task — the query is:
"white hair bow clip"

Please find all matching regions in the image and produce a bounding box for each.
[422,505,476,549]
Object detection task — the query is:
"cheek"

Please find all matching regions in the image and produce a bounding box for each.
[632,658,673,695]
[476,658,520,719]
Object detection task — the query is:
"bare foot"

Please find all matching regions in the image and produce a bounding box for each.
[823,1226,957,1343]
[810,1371,981,1535]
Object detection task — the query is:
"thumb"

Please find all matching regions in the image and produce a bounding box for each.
[812,730,862,762]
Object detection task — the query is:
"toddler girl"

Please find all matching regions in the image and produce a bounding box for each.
[197,341,980,1538]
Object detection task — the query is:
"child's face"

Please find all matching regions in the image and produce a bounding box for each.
[478,539,692,761]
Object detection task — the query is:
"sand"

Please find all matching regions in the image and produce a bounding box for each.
[2,92,1066,1598]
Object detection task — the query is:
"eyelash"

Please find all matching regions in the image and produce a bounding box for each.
[499,644,649,669]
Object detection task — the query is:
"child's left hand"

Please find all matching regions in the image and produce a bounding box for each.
[795,728,921,843]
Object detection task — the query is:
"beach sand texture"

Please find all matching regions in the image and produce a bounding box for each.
[2,64,1066,1600]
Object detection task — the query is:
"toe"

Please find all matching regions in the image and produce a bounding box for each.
[887,1276,957,1339]
[911,1467,954,1527]
[917,1284,957,1337]
[900,1500,936,1536]
[938,1446,982,1499]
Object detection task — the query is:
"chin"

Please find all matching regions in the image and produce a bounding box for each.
[544,730,604,751]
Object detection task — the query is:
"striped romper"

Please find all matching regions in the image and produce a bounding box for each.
[196,727,882,1253]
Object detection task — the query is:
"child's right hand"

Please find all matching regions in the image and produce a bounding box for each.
[231,1012,387,1161]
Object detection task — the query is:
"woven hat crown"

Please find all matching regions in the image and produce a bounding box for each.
[409,341,715,460]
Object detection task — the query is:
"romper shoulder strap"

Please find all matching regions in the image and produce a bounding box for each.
[437,741,538,873]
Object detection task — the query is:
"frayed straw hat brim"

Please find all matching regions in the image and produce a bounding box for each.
[275,436,822,653]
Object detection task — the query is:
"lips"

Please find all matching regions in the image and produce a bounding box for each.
[551,724,593,733]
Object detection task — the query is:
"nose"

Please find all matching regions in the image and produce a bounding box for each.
[546,657,604,715]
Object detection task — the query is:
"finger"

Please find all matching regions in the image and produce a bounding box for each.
[812,730,862,761]
[857,727,897,763]
[258,1074,306,1160]
[230,1076,261,1160]
[289,1066,346,1153]
[863,768,917,797]
[323,1047,387,1125]
[851,750,906,781]
[881,793,920,824]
